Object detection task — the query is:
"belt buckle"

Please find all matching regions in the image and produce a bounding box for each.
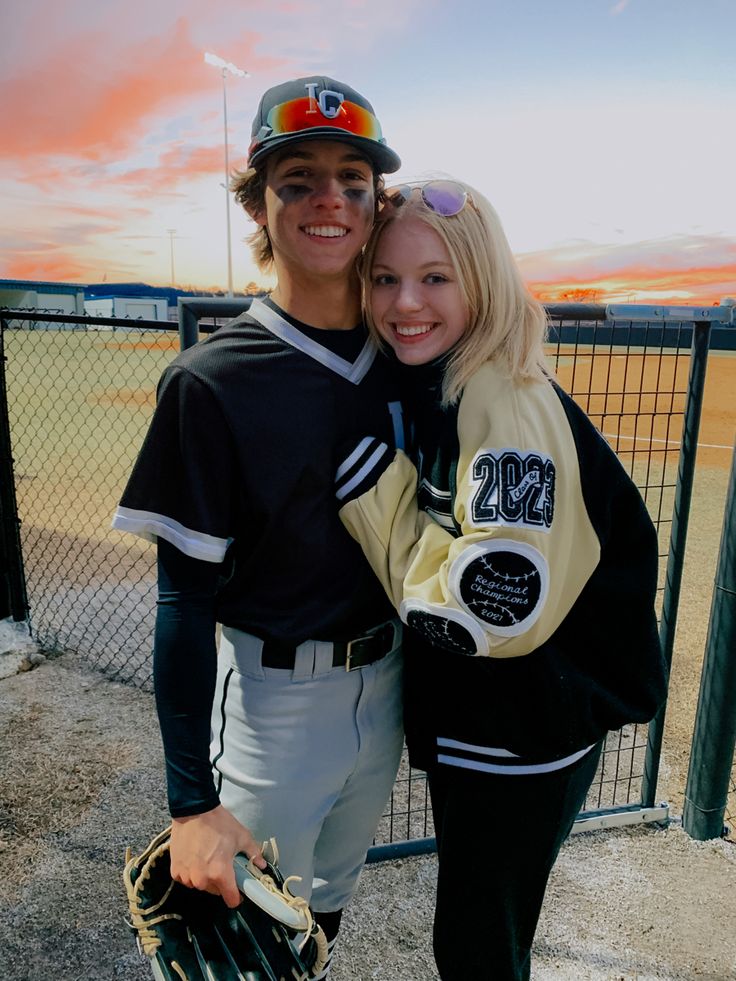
[345,634,373,672]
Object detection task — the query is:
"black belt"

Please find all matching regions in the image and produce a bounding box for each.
[260,621,396,672]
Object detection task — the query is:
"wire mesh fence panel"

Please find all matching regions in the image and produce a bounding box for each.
[545,316,695,816]
[372,749,435,849]
[4,317,180,688]
[3,308,708,848]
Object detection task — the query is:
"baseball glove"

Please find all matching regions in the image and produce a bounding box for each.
[123,826,329,981]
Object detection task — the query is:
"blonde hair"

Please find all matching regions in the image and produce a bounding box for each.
[362,182,549,404]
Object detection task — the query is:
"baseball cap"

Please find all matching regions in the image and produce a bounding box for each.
[247,76,401,174]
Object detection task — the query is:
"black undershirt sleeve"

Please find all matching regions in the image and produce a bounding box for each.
[154,537,222,817]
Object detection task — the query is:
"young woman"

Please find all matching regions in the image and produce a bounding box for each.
[335,180,668,981]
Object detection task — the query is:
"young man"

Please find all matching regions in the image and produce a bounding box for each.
[112,76,403,975]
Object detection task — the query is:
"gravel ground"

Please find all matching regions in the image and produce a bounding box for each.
[2,440,734,980]
[1,653,734,981]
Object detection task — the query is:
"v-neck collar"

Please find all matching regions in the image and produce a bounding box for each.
[248,297,377,384]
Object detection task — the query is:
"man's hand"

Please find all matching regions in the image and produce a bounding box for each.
[169,805,267,909]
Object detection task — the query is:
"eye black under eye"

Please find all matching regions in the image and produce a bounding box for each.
[275,184,312,202]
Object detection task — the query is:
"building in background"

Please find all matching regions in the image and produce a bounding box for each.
[0,279,85,316]
[1,279,261,323]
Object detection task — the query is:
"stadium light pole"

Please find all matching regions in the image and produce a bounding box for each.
[204,52,249,297]
[166,229,176,286]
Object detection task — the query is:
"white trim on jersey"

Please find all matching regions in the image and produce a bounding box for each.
[249,298,377,383]
[335,440,389,501]
[436,736,595,775]
[111,506,230,562]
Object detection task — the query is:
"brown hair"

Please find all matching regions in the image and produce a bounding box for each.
[231,167,272,272]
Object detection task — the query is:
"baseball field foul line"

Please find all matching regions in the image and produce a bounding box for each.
[603,433,732,451]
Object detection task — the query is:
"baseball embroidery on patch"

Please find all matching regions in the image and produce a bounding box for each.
[470,448,555,530]
[449,540,549,637]
[400,601,488,656]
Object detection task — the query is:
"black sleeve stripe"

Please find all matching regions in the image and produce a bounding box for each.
[335,437,390,502]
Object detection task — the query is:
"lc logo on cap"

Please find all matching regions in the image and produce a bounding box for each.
[246,74,401,173]
[304,82,345,119]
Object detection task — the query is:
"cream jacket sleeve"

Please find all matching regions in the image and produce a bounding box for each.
[339,362,601,657]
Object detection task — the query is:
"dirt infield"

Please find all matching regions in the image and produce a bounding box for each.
[1,654,735,980]
[554,347,735,471]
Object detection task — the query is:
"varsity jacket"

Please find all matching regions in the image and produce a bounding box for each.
[337,358,668,774]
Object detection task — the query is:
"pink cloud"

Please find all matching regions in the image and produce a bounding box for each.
[109,144,230,196]
[0,19,285,165]
[4,253,92,282]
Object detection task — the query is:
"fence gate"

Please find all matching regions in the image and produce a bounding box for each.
[2,301,731,858]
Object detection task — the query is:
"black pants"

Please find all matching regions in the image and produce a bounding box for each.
[428,742,602,981]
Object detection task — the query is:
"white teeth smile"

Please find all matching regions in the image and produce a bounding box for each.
[395,324,434,336]
[303,225,348,237]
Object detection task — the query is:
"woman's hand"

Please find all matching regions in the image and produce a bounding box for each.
[169,805,267,909]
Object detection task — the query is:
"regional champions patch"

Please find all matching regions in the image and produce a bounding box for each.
[448,540,549,637]
[400,600,488,656]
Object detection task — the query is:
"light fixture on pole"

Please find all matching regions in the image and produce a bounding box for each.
[204,52,249,297]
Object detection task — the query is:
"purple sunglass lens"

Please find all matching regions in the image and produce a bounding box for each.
[383,181,467,216]
[422,182,467,216]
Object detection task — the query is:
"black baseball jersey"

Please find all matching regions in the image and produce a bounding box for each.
[114,297,404,643]
[339,358,668,773]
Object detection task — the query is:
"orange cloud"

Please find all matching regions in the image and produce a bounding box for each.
[5,253,92,282]
[528,263,736,305]
[519,236,736,305]
[0,20,284,165]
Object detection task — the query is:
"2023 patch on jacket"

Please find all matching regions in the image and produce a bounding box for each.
[338,359,668,775]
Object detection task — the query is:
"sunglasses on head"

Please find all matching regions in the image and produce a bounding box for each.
[380,180,471,217]
[261,97,384,143]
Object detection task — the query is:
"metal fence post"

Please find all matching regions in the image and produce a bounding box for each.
[641,321,711,807]
[682,439,736,839]
[177,299,200,351]
[0,317,29,621]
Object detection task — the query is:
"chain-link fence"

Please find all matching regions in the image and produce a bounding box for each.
[2,313,176,687]
[547,312,701,823]
[1,305,723,850]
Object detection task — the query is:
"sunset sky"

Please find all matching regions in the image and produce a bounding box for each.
[1,0,734,303]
